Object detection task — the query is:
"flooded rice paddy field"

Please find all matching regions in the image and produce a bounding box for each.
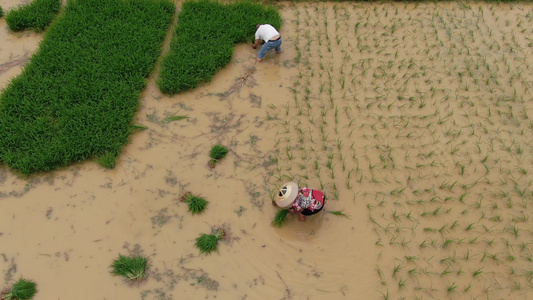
[1,0,533,299]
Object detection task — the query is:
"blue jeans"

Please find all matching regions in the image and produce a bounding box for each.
[258,38,282,58]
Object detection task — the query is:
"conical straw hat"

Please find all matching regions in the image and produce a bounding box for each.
[275,182,298,208]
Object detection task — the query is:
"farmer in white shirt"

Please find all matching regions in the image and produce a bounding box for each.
[252,24,282,63]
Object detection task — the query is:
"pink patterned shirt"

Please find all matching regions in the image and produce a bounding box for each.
[292,187,324,212]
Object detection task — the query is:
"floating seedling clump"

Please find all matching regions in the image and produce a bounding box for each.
[110,254,148,282]
[195,229,226,255]
[1,278,37,300]
[208,144,229,168]
[271,209,290,227]
[180,192,208,214]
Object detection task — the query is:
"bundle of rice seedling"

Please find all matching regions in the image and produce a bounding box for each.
[271,209,290,227]
[208,144,229,168]
[110,254,148,282]
[180,192,208,214]
[195,229,225,255]
[2,278,37,300]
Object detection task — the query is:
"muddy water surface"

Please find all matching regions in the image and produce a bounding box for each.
[1,1,533,299]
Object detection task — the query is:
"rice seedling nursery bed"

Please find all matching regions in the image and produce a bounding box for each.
[157,0,281,94]
[0,0,174,174]
[4,0,60,32]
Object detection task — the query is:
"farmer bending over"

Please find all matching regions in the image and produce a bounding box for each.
[252,24,282,63]
[275,182,325,222]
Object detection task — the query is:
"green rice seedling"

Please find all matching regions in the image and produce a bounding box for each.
[110,254,148,282]
[271,209,290,227]
[5,0,60,32]
[443,238,454,248]
[511,279,521,291]
[162,115,188,125]
[195,229,226,255]
[465,222,476,231]
[96,151,118,169]
[392,263,402,279]
[130,123,148,132]
[398,277,406,289]
[473,267,484,277]
[1,278,37,300]
[327,210,350,218]
[378,290,390,300]
[208,144,229,168]
[180,192,208,214]
[447,282,457,293]
[464,282,472,292]
[0,6,3,17]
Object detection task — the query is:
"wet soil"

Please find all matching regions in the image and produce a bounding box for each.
[1,1,533,299]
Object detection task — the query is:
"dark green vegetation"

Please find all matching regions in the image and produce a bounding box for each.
[1,278,37,300]
[110,254,148,282]
[271,208,290,227]
[208,144,229,168]
[158,0,282,94]
[195,229,225,255]
[180,192,209,214]
[0,0,174,174]
[0,6,4,18]
[5,0,60,32]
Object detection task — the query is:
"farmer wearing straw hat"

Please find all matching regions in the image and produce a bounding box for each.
[252,24,282,63]
[275,182,325,222]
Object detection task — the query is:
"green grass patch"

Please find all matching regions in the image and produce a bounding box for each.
[157,0,281,94]
[2,277,38,300]
[0,0,175,174]
[5,0,61,32]
[0,6,4,18]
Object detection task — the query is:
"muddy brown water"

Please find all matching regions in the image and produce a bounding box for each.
[1,1,533,299]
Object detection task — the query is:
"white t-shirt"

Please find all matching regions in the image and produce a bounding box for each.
[255,24,279,43]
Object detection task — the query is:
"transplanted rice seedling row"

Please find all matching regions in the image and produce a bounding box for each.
[4,0,60,32]
[0,0,175,174]
[157,0,281,94]
[268,2,533,299]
